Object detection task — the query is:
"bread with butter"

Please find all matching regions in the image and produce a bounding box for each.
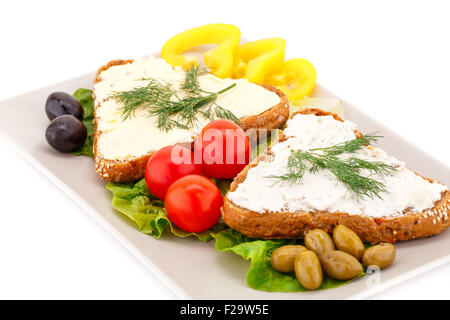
[92,58,289,182]
[222,108,450,243]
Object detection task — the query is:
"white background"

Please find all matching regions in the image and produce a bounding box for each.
[1,0,449,299]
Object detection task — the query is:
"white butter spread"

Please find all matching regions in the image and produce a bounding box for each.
[228,114,448,218]
[93,56,281,160]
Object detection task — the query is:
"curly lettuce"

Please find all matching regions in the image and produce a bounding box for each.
[106,178,228,242]
[72,88,94,157]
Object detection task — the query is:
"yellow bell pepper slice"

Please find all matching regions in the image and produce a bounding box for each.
[161,23,241,79]
[266,58,317,101]
[233,38,286,84]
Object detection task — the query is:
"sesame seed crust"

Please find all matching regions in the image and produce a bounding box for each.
[222,108,450,244]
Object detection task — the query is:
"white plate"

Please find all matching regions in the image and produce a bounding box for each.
[1,56,450,300]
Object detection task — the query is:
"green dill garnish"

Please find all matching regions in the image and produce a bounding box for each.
[110,65,239,132]
[180,65,208,95]
[309,134,382,155]
[269,134,397,199]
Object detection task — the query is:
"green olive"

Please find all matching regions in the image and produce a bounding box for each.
[362,243,396,269]
[294,250,323,290]
[270,245,307,273]
[333,225,365,260]
[319,250,363,280]
[304,229,335,255]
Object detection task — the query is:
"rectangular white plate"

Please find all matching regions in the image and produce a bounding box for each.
[1,56,450,300]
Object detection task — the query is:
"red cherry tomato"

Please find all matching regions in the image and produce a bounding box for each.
[194,119,250,179]
[165,175,223,233]
[144,145,202,200]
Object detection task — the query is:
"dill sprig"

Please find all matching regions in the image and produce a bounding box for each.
[114,79,175,121]
[310,133,382,156]
[180,65,208,95]
[269,134,397,199]
[110,65,238,132]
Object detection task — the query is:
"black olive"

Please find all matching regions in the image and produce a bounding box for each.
[45,92,84,121]
[46,115,87,153]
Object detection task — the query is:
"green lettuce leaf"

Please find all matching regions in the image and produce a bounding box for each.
[213,228,364,292]
[72,88,94,157]
[106,178,228,242]
[209,178,232,196]
[251,129,280,161]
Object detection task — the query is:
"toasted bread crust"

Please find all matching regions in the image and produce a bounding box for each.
[92,59,289,182]
[239,85,289,131]
[222,108,450,243]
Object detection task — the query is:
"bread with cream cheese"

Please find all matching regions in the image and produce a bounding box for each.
[92,59,289,182]
[222,108,450,243]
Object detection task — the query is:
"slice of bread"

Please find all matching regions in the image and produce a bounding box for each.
[222,108,450,243]
[92,59,289,182]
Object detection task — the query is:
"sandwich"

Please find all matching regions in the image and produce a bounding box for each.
[223,108,450,243]
[92,57,289,182]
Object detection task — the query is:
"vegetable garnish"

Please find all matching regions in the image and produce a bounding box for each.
[194,119,250,179]
[161,23,241,79]
[269,134,397,199]
[212,229,364,292]
[232,37,286,84]
[144,145,202,201]
[110,65,239,132]
[72,88,94,157]
[106,178,228,242]
[165,175,223,233]
[265,58,316,101]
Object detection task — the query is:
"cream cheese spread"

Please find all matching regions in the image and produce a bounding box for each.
[93,56,281,160]
[228,113,448,218]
